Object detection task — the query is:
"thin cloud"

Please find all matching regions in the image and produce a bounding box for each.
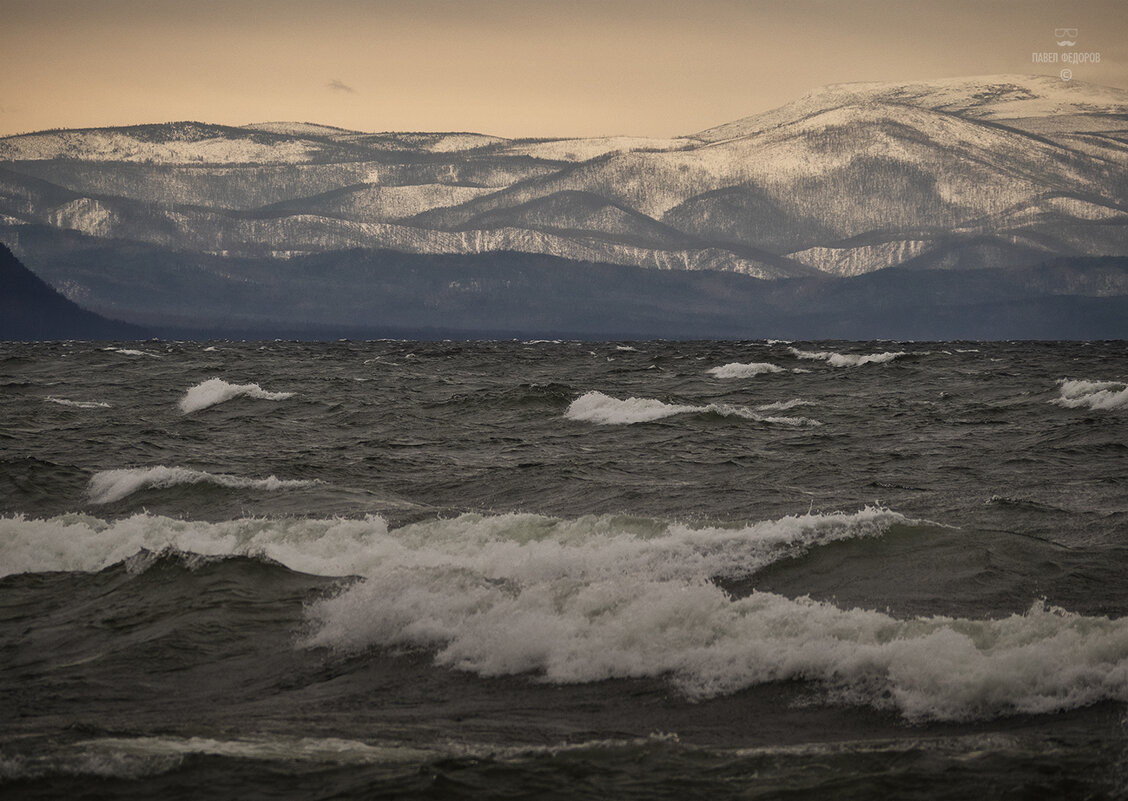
[327,79,356,94]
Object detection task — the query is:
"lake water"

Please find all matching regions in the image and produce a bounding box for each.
[2,339,1127,798]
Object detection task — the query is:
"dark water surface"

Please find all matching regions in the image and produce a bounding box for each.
[2,340,1127,798]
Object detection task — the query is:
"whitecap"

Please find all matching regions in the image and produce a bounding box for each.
[86,466,318,505]
[179,377,294,413]
[45,397,111,409]
[565,391,820,427]
[1053,379,1128,411]
[6,508,1128,722]
[0,506,900,581]
[790,347,907,367]
[291,508,1128,723]
[707,362,785,378]
[565,391,696,424]
[103,348,160,358]
[755,399,814,412]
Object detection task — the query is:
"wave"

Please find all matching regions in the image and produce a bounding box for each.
[789,347,908,367]
[103,347,160,358]
[1053,379,1128,411]
[707,362,786,378]
[565,391,819,427]
[0,732,678,781]
[179,377,294,413]
[293,509,1128,723]
[86,466,319,505]
[45,396,111,409]
[4,509,1127,722]
[0,507,901,580]
[0,734,428,781]
[755,398,814,412]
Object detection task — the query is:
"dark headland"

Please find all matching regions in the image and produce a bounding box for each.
[0,242,148,340]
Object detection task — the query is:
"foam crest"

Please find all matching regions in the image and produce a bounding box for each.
[1053,379,1128,411]
[45,397,111,409]
[755,399,814,412]
[300,508,1128,721]
[87,466,318,505]
[101,347,160,358]
[0,513,393,577]
[708,362,786,378]
[0,507,898,578]
[565,391,696,424]
[6,509,1127,721]
[790,347,907,367]
[565,391,819,427]
[179,377,294,413]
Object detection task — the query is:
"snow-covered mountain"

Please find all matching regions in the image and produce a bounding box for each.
[1,74,1126,336]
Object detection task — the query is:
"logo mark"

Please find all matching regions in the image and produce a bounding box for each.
[1056,27,1078,46]
[1060,68,1073,81]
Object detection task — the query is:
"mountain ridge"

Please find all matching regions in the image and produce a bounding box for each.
[0,240,148,340]
[2,74,1126,338]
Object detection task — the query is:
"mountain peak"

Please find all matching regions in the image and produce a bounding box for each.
[241,121,365,137]
[697,74,1128,142]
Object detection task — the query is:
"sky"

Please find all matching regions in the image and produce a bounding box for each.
[2,0,1126,139]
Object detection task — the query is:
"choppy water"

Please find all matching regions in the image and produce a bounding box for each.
[2,339,1127,799]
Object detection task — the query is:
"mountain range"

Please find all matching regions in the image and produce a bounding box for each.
[2,74,1127,339]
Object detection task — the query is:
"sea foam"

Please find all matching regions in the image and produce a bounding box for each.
[1053,379,1128,411]
[103,347,160,358]
[565,391,819,427]
[295,509,1128,722]
[789,347,907,367]
[45,397,111,409]
[707,362,786,378]
[4,509,1128,722]
[87,466,318,505]
[0,506,898,582]
[179,377,294,413]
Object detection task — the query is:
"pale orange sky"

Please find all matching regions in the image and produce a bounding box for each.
[2,0,1126,139]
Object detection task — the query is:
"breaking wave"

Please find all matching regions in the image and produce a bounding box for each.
[103,347,160,358]
[1053,379,1128,411]
[790,348,907,367]
[3,509,1128,722]
[0,506,897,582]
[179,377,294,413]
[707,362,786,378]
[565,391,819,426]
[86,466,318,505]
[296,508,1128,723]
